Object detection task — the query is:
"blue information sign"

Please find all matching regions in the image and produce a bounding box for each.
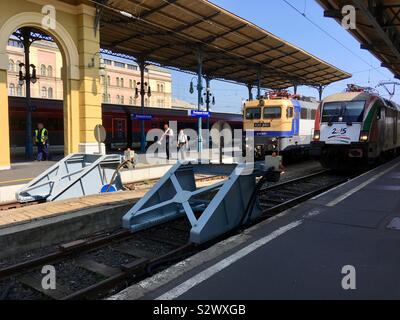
[189,110,211,118]
[131,114,153,121]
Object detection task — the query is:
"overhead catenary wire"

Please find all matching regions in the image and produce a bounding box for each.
[282,0,390,80]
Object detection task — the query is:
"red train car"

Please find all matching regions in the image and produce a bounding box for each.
[8,96,243,154]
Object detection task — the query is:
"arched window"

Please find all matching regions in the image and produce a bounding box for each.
[41,64,47,76]
[120,78,124,88]
[121,95,124,104]
[160,84,164,93]
[41,87,47,98]
[157,84,160,92]
[47,65,53,77]
[9,83,15,96]
[107,76,111,85]
[48,87,53,99]
[145,98,148,107]
[116,95,120,103]
[129,97,133,105]
[116,77,120,87]
[102,93,106,102]
[129,79,133,88]
[8,59,14,72]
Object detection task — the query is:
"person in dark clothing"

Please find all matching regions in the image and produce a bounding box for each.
[34,123,49,161]
[161,124,174,160]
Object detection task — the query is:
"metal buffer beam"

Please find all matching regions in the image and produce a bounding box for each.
[122,162,278,244]
[16,154,123,203]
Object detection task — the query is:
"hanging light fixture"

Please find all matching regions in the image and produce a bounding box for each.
[18,63,24,86]
[30,64,37,84]
[189,81,194,94]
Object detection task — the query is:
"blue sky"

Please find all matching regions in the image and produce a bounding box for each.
[170,0,398,113]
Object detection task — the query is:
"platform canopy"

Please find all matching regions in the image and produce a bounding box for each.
[317,0,400,78]
[94,0,351,89]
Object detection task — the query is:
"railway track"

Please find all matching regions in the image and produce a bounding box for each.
[0,169,353,300]
[258,170,352,216]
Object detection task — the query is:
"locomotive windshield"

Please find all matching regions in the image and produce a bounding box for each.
[322,100,365,123]
[263,107,282,119]
[245,108,261,120]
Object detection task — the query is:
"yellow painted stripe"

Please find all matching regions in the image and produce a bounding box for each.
[0,178,33,185]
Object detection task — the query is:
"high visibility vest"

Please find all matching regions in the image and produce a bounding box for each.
[34,128,48,143]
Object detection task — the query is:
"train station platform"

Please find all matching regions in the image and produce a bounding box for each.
[111,157,400,300]
[0,154,178,203]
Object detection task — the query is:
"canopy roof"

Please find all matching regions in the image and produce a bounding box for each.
[95,0,351,89]
[317,0,400,78]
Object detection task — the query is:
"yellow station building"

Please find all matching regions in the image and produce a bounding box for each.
[0,0,106,170]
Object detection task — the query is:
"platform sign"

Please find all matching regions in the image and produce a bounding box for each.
[189,110,211,118]
[131,114,153,121]
[94,124,107,143]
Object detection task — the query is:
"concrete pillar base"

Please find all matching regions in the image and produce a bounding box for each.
[78,142,106,155]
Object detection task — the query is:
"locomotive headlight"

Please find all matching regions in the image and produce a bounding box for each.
[360,131,369,142]
[313,130,320,141]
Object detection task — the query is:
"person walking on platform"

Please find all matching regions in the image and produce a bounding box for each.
[34,123,49,161]
[177,129,189,160]
[159,123,174,160]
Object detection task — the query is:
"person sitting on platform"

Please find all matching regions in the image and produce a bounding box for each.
[124,147,137,170]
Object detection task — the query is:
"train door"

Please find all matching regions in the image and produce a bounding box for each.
[112,118,127,149]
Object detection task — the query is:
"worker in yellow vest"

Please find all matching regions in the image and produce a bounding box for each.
[33,123,49,161]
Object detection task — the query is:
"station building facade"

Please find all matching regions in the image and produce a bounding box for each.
[0,0,179,171]
[7,38,173,108]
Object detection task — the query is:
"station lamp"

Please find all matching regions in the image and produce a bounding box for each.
[189,77,214,106]
[189,80,194,94]
[18,63,37,85]
[136,82,152,98]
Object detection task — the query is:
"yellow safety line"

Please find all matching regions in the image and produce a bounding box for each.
[0,178,33,185]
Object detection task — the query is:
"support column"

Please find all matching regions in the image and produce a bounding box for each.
[139,57,146,153]
[257,68,262,98]
[205,76,211,131]
[63,75,80,155]
[318,85,324,101]
[0,69,10,170]
[77,13,104,154]
[247,83,253,100]
[197,48,203,155]
[294,84,298,95]
[21,28,33,160]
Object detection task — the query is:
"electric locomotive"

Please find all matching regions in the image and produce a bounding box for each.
[243,91,318,160]
[311,84,400,170]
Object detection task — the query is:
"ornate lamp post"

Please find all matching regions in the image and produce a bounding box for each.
[17,28,38,160]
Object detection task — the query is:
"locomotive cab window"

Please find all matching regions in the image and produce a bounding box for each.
[245,108,261,120]
[322,101,365,123]
[286,107,294,118]
[263,106,282,119]
[311,109,317,120]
